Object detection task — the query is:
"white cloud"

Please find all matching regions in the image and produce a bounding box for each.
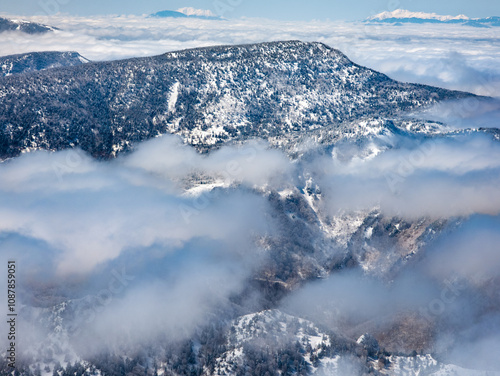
[0,136,284,277]
[123,136,292,187]
[415,98,500,129]
[310,133,500,219]
[0,135,283,351]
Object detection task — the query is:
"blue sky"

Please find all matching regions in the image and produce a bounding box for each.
[2,0,500,20]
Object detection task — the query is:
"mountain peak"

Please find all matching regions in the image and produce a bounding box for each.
[368,9,469,21]
[163,40,343,61]
[150,8,221,20]
[176,7,217,18]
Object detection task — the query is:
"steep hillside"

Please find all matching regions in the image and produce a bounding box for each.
[0,40,473,159]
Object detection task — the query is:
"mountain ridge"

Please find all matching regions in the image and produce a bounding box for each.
[0,16,56,34]
[0,51,89,77]
[0,40,476,160]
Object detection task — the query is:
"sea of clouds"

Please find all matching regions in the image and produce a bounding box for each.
[0,12,500,97]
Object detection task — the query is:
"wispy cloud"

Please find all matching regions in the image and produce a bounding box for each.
[308,133,500,218]
[282,215,500,368]
[0,135,286,353]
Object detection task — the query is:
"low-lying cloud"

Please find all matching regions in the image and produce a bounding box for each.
[310,133,500,218]
[0,135,291,356]
[0,135,294,275]
[282,214,500,369]
[415,97,500,130]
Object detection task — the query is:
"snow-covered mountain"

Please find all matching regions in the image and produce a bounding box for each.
[0,40,473,159]
[176,7,218,18]
[150,8,221,20]
[216,310,500,376]
[14,305,499,376]
[0,51,89,77]
[367,9,500,27]
[368,9,470,22]
[0,17,57,34]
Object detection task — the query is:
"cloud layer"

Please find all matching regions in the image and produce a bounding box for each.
[0,14,499,97]
[0,135,291,354]
[308,133,500,218]
[0,137,290,277]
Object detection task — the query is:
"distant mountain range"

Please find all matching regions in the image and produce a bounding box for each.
[367,9,500,27]
[150,7,221,20]
[0,41,473,159]
[0,16,56,34]
[0,51,89,77]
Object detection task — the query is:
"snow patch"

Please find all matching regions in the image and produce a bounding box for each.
[176,7,216,17]
[168,82,179,113]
